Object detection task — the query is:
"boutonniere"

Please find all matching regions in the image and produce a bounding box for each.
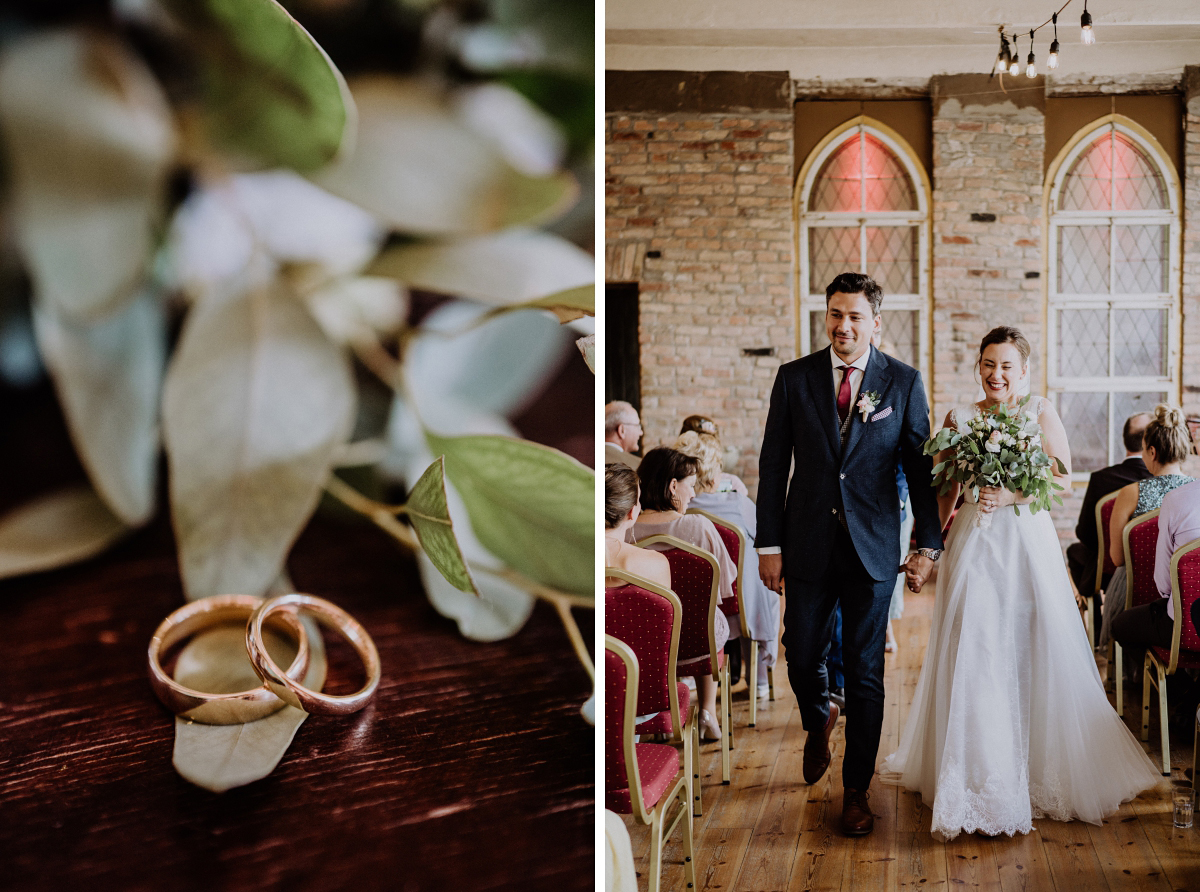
[857,390,881,421]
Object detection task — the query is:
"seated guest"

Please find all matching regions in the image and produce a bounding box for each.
[633,446,736,743]
[1112,477,1200,726]
[1066,412,1153,619]
[679,415,748,496]
[605,401,643,470]
[1101,405,1195,647]
[675,430,780,700]
[604,463,670,590]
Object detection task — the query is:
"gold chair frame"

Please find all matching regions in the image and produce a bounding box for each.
[606,635,696,892]
[1090,490,1120,653]
[1118,507,1161,718]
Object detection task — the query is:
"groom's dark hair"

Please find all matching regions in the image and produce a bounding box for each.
[825,272,883,316]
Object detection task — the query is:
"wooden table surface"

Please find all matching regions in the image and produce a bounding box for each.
[0,380,595,892]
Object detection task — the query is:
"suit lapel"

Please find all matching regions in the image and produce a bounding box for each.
[808,348,841,457]
[843,347,893,458]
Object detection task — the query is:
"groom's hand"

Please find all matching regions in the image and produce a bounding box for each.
[903,553,933,592]
[760,553,784,594]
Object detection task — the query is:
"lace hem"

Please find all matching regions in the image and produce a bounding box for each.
[930,768,1073,840]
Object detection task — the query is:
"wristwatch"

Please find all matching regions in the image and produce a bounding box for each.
[917,547,943,562]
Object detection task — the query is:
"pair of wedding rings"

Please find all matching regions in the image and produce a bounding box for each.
[148,593,380,724]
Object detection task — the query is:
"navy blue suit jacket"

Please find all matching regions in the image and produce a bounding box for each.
[756,346,942,583]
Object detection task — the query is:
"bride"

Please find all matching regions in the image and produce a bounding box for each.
[880,326,1162,840]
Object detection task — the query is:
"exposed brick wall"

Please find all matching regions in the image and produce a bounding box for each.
[605,112,795,490]
[1183,91,1200,425]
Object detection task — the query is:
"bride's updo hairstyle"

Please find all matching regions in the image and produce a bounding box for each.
[606,463,640,529]
[673,430,722,493]
[1142,404,1192,465]
[978,326,1031,369]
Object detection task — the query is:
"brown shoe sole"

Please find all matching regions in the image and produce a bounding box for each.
[801,702,839,785]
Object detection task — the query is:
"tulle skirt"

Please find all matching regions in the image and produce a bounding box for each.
[880,500,1163,839]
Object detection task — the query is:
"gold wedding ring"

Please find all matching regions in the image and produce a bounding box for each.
[246,593,380,716]
[148,594,311,724]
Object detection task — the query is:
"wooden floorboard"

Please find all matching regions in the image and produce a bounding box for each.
[621,591,1200,892]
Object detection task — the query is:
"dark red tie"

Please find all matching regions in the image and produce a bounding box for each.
[836,365,854,424]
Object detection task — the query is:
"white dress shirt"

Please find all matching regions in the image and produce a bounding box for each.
[758,346,874,556]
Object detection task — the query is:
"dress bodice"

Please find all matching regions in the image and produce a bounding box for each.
[1134,473,1195,518]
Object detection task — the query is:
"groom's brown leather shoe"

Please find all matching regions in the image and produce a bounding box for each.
[841,788,874,836]
[802,702,839,784]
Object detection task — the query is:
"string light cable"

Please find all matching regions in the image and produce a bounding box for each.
[988,0,1093,79]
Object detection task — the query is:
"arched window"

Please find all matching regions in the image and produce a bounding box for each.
[796,119,930,378]
[1047,118,1181,473]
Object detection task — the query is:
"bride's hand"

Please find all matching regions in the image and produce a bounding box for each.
[978,486,1015,513]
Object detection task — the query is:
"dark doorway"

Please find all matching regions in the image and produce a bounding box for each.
[606,282,641,411]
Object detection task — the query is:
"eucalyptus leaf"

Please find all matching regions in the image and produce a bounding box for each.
[484,284,594,324]
[315,78,575,236]
[576,334,594,373]
[417,553,534,642]
[162,282,355,599]
[33,292,165,525]
[427,433,593,595]
[367,228,593,306]
[0,29,175,321]
[404,457,477,595]
[161,0,353,173]
[581,690,595,725]
[173,614,327,792]
[0,487,129,580]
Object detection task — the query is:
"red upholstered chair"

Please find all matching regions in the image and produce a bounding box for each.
[1141,537,1200,775]
[605,636,695,892]
[687,507,776,728]
[1087,490,1121,652]
[605,569,702,816]
[635,533,733,785]
[1117,509,1161,717]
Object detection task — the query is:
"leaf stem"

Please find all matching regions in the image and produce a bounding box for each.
[324,474,417,550]
[549,596,593,683]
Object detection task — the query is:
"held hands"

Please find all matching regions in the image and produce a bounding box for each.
[978,485,1017,514]
[903,553,933,593]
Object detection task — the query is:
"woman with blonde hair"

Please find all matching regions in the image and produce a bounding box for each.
[675,429,780,699]
[1100,403,1195,646]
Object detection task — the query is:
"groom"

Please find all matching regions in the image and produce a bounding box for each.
[756,272,942,836]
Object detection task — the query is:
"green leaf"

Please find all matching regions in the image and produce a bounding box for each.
[172,613,327,792]
[0,30,175,321]
[162,0,352,173]
[427,433,593,596]
[483,284,595,324]
[33,292,165,524]
[315,78,574,236]
[576,334,595,373]
[417,552,534,642]
[0,487,129,580]
[403,457,477,595]
[162,281,356,599]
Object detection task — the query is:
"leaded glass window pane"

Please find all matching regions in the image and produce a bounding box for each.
[879,311,917,367]
[1059,131,1167,212]
[1113,225,1167,293]
[1058,309,1108,377]
[809,227,859,293]
[810,138,862,212]
[863,137,915,211]
[1113,308,1167,377]
[1112,134,1167,210]
[1059,392,1109,470]
[1060,133,1114,211]
[809,133,915,213]
[1111,392,1167,460]
[865,226,918,294]
[1059,226,1109,294]
[809,310,826,355]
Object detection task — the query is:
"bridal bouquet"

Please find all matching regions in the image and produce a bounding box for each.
[925,396,1067,529]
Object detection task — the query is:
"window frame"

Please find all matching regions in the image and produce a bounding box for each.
[794,117,932,379]
[1044,115,1182,478]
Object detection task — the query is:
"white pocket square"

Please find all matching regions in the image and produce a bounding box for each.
[870,406,893,422]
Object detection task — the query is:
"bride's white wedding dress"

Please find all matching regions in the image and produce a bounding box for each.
[880,399,1162,840]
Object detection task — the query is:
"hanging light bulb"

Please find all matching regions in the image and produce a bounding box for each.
[995,31,1011,74]
[1026,29,1037,77]
[1010,34,1021,76]
[1081,1,1095,44]
[1048,13,1060,69]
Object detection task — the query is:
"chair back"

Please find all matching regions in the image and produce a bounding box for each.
[1124,508,1162,610]
[604,569,683,736]
[1168,537,1200,672]
[687,508,749,633]
[1096,490,1120,591]
[605,636,647,820]
[635,534,721,680]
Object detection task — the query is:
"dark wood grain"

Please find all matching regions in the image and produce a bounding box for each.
[0,381,594,892]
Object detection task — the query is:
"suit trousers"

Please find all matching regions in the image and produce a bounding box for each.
[782,522,894,790]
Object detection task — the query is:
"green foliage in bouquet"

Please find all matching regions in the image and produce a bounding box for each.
[925,396,1068,516]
